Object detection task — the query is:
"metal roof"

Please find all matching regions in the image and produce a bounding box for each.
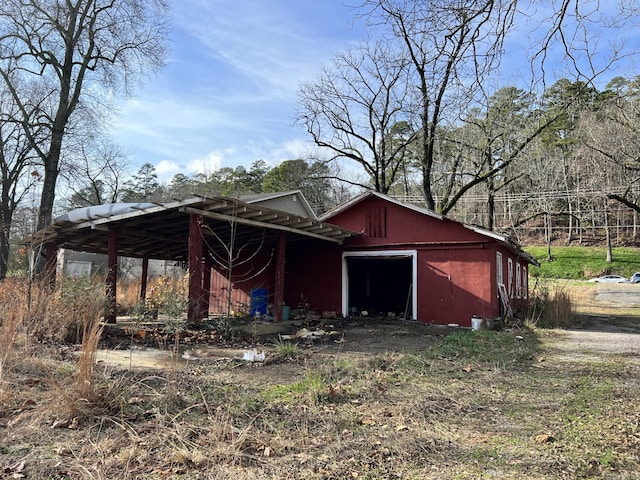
[30,195,356,260]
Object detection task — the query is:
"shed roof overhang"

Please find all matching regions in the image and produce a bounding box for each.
[29,196,356,260]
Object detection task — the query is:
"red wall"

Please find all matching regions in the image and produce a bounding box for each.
[329,195,481,247]
[415,246,496,323]
[207,194,531,326]
[320,194,529,326]
[208,248,275,316]
[285,241,343,313]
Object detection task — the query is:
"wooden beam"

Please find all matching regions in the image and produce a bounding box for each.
[105,226,119,324]
[202,254,212,319]
[181,207,345,244]
[140,257,149,300]
[44,242,57,288]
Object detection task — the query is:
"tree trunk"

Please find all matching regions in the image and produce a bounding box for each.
[605,203,613,264]
[487,176,495,231]
[0,210,10,280]
[546,213,553,261]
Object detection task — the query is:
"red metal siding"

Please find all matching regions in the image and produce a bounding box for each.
[207,194,532,326]
[208,249,275,316]
[415,247,496,324]
[495,246,531,318]
[285,242,343,313]
[329,196,480,246]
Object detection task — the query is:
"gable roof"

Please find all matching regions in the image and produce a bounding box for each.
[239,190,316,219]
[320,191,539,266]
[319,190,444,222]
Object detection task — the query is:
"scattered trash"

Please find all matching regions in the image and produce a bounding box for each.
[279,328,336,340]
[242,349,266,362]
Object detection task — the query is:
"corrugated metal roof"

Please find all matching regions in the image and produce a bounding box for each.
[29,195,356,260]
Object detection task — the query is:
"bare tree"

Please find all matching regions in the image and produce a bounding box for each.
[579,77,640,214]
[0,85,42,279]
[296,40,416,194]
[0,0,169,231]
[360,0,517,210]
[62,138,129,209]
[351,0,638,213]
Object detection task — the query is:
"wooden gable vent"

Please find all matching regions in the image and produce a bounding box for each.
[366,206,387,238]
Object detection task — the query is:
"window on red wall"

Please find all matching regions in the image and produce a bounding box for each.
[366,206,387,238]
[508,258,513,298]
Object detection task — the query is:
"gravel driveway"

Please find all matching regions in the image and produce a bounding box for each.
[554,283,640,363]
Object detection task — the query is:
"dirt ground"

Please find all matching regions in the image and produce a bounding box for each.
[95,282,640,377]
[95,317,451,373]
[2,283,639,479]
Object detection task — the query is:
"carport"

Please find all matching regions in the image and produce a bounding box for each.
[29,195,354,323]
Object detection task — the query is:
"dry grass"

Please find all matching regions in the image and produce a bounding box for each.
[528,281,575,328]
[1,278,639,479]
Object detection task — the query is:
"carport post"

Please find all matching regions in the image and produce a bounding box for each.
[105,225,119,324]
[140,257,149,300]
[188,214,204,322]
[201,254,212,319]
[44,242,58,288]
[273,231,286,322]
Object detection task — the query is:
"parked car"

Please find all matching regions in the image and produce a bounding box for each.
[588,275,630,283]
[631,272,640,283]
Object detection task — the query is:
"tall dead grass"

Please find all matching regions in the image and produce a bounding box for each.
[0,279,29,405]
[1,275,112,419]
[118,275,189,320]
[528,281,574,328]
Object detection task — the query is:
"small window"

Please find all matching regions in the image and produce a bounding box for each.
[366,207,387,238]
[496,252,503,286]
[516,263,521,298]
[522,266,528,299]
[508,258,514,298]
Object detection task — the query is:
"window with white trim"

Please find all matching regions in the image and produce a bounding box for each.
[496,252,503,286]
[522,266,528,299]
[516,263,521,298]
[508,258,514,298]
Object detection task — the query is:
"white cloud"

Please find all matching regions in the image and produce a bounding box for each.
[110,1,366,178]
[174,0,359,98]
[186,151,223,175]
[154,159,181,180]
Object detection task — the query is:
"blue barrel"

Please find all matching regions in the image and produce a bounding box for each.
[249,288,268,317]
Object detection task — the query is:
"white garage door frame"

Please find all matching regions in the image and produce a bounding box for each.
[341,249,418,320]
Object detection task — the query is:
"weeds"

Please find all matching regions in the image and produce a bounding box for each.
[1,278,639,479]
[528,281,574,328]
[271,337,301,359]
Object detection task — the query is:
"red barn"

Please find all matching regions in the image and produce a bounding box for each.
[33,191,537,327]
[211,191,538,327]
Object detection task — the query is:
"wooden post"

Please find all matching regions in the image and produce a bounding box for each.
[188,214,204,322]
[105,226,119,324]
[273,231,286,322]
[44,242,58,288]
[202,254,212,320]
[140,257,149,300]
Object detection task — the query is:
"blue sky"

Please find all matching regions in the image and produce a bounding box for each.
[110,1,640,183]
[111,0,364,182]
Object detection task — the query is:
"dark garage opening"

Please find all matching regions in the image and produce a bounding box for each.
[347,256,412,318]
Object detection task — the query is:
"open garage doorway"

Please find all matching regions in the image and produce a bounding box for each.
[342,250,417,320]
